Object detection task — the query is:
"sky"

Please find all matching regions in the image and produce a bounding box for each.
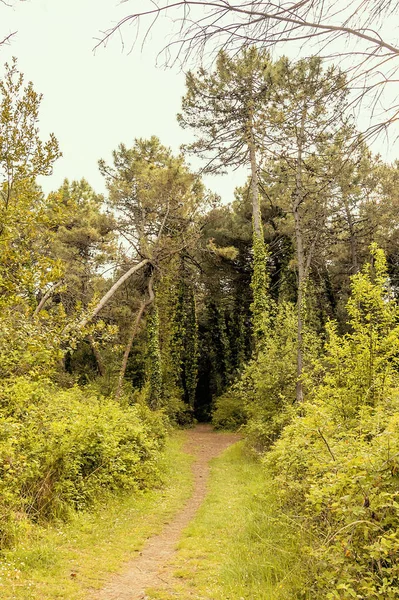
[0,0,245,199]
[0,0,398,200]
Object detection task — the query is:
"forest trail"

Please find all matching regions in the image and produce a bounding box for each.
[91,425,240,600]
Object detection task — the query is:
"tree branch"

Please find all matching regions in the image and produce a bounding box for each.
[78,258,150,330]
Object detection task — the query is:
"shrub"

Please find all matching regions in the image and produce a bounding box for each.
[212,302,298,447]
[266,246,399,598]
[212,391,246,430]
[0,378,167,548]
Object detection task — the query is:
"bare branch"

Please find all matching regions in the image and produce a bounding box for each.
[98,1,399,134]
[0,31,16,47]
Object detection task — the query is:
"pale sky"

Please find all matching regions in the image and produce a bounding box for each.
[0,0,397,200]
[0,0,245,199]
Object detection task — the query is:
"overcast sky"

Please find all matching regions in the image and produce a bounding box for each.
[0,0,397,200]
[0,0,245,199]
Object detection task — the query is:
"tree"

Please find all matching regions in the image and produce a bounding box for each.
[0,60,62,379]
[101,1,399,136]
[77,137,206,330]
[0,59,60,235]
[179,47,272,238]
[146,303,163,409]
[44,179,116,314]
[0,1,20,48]
[42,179,117,379]
[261,57,348,400]
[179,47,272,348]
[97,137,206,399]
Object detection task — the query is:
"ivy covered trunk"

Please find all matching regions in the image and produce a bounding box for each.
[181,285,198,408]
[250,230,270,352]
[147,304,163,409]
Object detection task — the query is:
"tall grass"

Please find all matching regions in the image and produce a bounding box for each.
[148,442,310,599]
[0,433,193,600]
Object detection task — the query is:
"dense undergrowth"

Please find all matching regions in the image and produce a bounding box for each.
[214,245,399,598]
[0,378,167,550]
[0,433,192,600]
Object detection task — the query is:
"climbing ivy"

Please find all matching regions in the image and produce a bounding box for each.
[157,262,184,403]
[250,230,270,352]
[182,285,199,408]
[146,304,163,409]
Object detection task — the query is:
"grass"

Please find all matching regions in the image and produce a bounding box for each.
[0,432,193,600]
[146,441,309,600]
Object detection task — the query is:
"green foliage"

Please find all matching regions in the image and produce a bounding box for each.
[212,392,247,430]
[146,304,163,409]
[157,261,184,402]
[45,179,116,314]
[0,377,167,549]
[250,231,270,351]
[213,302,298,444]
[181,284,199,408]
[0,59,61,305]
[0,60,67,382]
[266,245,399,598]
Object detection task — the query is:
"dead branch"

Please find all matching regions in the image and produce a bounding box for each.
[97,1,399,135]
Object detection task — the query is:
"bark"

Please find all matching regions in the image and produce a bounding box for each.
[247,87,262,239]
[78,258,150,330]
[249,135,262,238]
[115,275,155,399]
[33,280,64,316]
[294,207,305,403]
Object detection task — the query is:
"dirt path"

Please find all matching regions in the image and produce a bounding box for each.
[91,425,240,600]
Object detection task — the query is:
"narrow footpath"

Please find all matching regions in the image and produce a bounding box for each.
[91,425,240,600]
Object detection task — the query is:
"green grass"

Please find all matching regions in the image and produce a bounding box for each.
[0,432,193,600]
[147,441,309,600]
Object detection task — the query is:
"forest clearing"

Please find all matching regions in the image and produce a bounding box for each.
[1,1,399,599]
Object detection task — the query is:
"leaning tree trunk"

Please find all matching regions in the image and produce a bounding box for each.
[115,276,155,400]
[33,279,64,316]
[78,258,150,330]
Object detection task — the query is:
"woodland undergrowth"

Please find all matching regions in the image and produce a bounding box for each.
[0,379,168,550]
[215,245,399,599]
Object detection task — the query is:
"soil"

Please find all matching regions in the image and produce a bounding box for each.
[91,424,240,600]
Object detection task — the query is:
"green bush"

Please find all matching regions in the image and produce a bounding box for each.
[212,302,298,447]
[0,378,167,548]
[266,246,399,598]
[212,392,246,430]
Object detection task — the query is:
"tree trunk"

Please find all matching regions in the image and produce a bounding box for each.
[249,137,262,238]
[115,275,155,399]
[33,280,64,316]
[87,334,105,377]
[342,196,359,273]
[78,258,149,330]
[247,90,262,239]
[292,106,307,403]
[293,207,305,403]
